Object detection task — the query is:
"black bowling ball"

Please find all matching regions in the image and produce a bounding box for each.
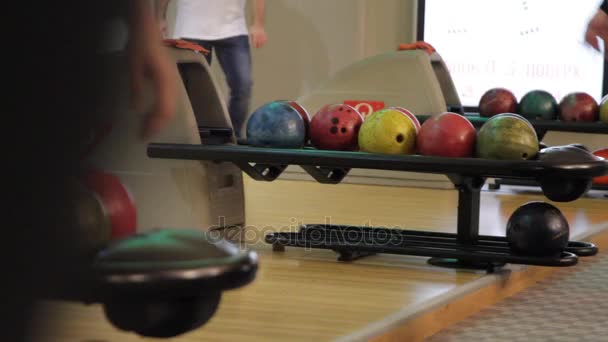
[506,202,569,257]
[103,293,221,338]
[538,145,597,202]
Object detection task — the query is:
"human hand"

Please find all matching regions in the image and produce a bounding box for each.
[158,19,169,38]
[250,24,268,49]
[585,9,608,52]
[128,0,176,140]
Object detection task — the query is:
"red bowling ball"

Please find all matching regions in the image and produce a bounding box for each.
[593,148,608,185]
[559,92,599,122]
[478,88,518,118]
[310,104,364,151]
[83,169,137,240]
[417,112,477,158]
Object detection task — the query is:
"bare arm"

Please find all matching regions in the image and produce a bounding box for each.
[156,0,171,21]
[249,0,267,48]
[252,0,265,28]
[128,0,176,139]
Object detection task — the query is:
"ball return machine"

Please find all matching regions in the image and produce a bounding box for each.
[148,141,608,273]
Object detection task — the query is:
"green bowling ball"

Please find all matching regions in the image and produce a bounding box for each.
[518,90,558,121]
[476,114,539,160]
[600,95,608,123]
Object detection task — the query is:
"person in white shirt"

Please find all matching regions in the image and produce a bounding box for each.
[157,0,267,138]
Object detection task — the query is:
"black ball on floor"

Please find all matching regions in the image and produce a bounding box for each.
[103,293,221,338]
[506,202,569,257]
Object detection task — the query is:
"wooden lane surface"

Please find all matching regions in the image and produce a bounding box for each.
[28,179,608,342]
[243,178,608,239]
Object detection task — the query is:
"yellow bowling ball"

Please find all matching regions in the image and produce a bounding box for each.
[358,109,417,154]
[600,95,608,123]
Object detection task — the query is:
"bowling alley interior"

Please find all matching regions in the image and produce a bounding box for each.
[28,0,608,341]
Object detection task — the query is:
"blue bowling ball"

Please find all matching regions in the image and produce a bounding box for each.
[246,101,306,148]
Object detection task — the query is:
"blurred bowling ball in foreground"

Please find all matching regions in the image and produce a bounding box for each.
[478,88,518,118]
[358,109,417,154]
[559,92,599,122]
[66,179,112,258]
[310,104,364,151]
[537,145,597,202]
[506,202,569,257]
[390,106,421,133]
[476,114,539,160]
[83,169,137,240]
[519,90,558,120]
[417,112,476,158]
[600,95,608,123]
[246,101,306,148]
[592,148,608,185]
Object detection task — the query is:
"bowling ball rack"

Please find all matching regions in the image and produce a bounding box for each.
[148,134,608,272]
[419,115,608,195]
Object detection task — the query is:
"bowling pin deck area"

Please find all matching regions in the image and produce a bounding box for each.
[148,133,608,271]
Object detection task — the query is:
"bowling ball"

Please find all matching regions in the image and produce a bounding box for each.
[592,148,608,185]
[66,179,112,258]
[286,101,311,141]
[309,104,364,151]
[559,92,598,122]
[417,112,476,158]
[600,95,608,123]
[519,90,558,120]
[390,106,421,133]
[104,294,221,338]
[495,112,534,130]
[506,202,569,257]
[83,169,137,240]
[476,114,539,160]
[537,145,597,202]
[478,88,518,118]
[358,109,417,155]
[246,101,306,148]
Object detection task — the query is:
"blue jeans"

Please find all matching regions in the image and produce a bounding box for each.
[186,35,252,138]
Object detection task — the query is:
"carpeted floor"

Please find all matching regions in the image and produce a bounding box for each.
[428,253,608,342]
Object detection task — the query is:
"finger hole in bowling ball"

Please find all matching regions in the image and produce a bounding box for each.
[396,134,404,143]
[331,118,339,124]
[330,126,338,134]
[103,292,221,338]
[340,127,347,133]
[522,153,528,159]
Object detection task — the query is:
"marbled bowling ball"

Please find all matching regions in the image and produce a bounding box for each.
[246,101,306,148]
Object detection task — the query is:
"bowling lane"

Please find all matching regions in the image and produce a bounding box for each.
[30,238,482,342]
[29,178,608,342]
[244,178,608,239]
